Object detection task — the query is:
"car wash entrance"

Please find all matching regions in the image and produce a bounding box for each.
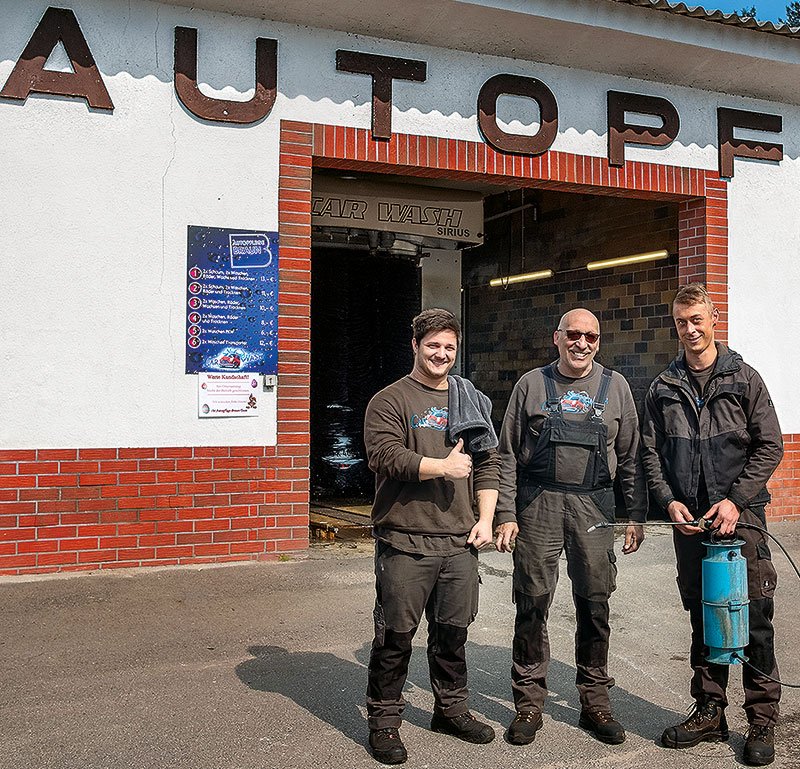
[308,169,682,514]
[281,121,728,543]
[309,171,485,507]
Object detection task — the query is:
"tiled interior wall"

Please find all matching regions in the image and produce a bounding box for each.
[464,190,679,416]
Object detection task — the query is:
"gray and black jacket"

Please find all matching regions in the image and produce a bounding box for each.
[641,343,783,517]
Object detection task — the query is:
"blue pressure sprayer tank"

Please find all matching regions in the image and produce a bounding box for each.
[702,538,749,664]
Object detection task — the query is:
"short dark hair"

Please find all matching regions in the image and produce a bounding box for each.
[411,308,462,346]
[673,282,714,312]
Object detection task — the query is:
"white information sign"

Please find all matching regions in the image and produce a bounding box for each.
[198,372,260,418]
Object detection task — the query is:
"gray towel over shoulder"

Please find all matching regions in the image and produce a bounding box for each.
[447,374,499,452]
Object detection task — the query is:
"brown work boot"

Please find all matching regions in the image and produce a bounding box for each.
[369,728,407,765]
[507,711,543,745]
[430,711,495,744]
[661,700,729,749]
[578,710,626,744]
[743,724,775,766]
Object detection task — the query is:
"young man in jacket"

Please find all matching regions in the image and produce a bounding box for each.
[494,308,646,747]
[641,283,783,766]
[363,308,501,765]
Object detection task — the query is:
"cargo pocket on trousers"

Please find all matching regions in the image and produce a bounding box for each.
[469,573,481,625]
[756,541,778,598]
[373,601,386,646]
[607,549,618,595]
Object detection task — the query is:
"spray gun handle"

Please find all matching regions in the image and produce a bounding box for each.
[692,516,712,531]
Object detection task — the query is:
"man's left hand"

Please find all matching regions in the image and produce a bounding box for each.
[467,519,494,550]
[622,524,644,554]
[704,498,741,536]
[494,522,518,553]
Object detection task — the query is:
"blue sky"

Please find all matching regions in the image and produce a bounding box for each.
[704,0,791,22]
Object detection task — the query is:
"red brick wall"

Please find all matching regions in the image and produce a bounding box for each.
[0,447,307,574]
[768,436,800,520]
[1,122,793,576]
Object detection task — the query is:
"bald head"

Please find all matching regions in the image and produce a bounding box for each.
[554,308,600,378]
[558,308,599,332]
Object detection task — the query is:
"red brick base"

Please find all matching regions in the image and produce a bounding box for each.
[767,437,800,521]
[0,446,309,575]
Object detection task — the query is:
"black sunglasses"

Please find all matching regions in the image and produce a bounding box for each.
[558,329,600,344]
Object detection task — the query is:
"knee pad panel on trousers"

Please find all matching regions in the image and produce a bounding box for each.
[427,622,468,692]
[747,598,777,673]
[512,591,550,665]
[368,628,416,701]
[573,594,611,668]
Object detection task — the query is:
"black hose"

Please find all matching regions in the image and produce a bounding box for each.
[729,521,800,688]
[731,652,800,689]
[734,521,800,582]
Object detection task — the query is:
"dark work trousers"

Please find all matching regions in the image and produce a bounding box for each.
[673,506,781,726]
[366,542,479,730]
[511,489,617,714]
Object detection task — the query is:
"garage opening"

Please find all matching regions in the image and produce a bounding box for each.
[308,170,680,532]
[309,171,484,516]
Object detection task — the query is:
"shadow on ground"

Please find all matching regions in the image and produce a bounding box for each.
[235,639,680,747]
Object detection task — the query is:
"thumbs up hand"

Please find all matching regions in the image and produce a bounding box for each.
[441,438,472,480]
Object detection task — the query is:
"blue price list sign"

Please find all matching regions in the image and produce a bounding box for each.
[185,225,279,375]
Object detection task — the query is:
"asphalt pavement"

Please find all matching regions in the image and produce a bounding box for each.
[2,523,799,769]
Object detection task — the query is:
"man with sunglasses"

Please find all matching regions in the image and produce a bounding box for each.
[641,283,783,766]
[494,308,646,747]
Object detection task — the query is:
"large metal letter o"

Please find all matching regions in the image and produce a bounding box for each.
[477,74,558,156]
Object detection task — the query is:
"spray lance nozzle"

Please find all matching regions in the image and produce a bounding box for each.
[586,517,713,533]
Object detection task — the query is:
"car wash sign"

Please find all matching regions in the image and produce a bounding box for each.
[185,225,278,375]
[312,177,484,244]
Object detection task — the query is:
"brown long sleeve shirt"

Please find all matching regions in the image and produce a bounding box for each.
[364,376,501,553]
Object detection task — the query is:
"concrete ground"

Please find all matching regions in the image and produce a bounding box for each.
[1,523,799,769]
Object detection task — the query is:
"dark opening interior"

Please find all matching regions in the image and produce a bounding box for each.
[310,247,421,503]
[308,178,681,518]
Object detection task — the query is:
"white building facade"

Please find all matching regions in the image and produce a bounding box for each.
[1,0,798,574]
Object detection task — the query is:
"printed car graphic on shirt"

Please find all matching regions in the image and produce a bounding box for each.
[541,391,602,414]
[412,406,449,430]
[560,390,593,413]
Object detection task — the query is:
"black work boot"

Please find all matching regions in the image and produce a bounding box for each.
[661,700,729,748]
[507,711,543,745]
[369,728,407,765]
[578,710,626,744]
[743,724,775,766]
[430,711,495,743]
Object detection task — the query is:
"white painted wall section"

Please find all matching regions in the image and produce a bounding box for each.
[2,0,800,446]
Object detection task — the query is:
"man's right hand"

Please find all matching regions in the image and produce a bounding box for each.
[440,438,472,480]
[667,500,702,535]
